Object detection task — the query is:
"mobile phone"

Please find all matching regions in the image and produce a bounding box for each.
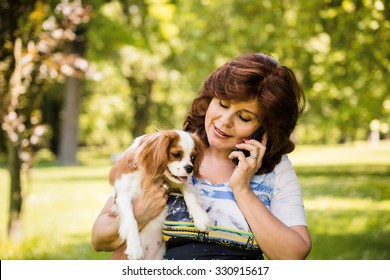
[232,128,265,165]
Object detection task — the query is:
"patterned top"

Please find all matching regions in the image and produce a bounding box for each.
[162,155,307,259]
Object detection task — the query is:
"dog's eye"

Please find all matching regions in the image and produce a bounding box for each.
[191,155,196,163]
[171,152,181,159]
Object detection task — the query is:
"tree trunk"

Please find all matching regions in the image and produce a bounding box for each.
[129,77,154,137]
[58,27,86,165]
[58,76,82,165]
[6,138,23,241]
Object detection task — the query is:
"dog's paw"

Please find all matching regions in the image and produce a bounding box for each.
[118,227,128,241]
[193,211,211,232]
[125,244,144,260]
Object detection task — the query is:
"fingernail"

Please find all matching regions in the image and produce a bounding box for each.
[243,138,249,142]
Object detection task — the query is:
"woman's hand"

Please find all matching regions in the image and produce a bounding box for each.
[228,133,267,193]
[133,178,168,229]
[91,178,168,252]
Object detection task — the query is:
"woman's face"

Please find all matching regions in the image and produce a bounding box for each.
[205,97,262,152]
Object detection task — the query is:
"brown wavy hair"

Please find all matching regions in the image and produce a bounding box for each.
[183,53,306,174]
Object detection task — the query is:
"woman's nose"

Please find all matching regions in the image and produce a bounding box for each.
[219,112,234,128]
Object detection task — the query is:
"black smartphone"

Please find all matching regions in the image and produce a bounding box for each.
[232,128,265,165]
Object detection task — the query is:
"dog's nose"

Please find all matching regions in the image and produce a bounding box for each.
[184,165,194,174]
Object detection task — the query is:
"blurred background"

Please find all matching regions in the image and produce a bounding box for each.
[0,0,389,259]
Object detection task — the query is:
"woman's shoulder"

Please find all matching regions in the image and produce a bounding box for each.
[254,155,294,178]
[251,155,295,184]
[274,155,294,174]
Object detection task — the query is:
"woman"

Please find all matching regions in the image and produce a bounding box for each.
[91,53,311,260]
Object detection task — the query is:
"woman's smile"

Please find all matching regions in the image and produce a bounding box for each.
[213,125,232,138]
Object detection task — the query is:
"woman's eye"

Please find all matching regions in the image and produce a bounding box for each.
[219,100,229,108]
[238,114,251,122]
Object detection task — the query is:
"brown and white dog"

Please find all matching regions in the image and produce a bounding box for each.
[109,130,210,259]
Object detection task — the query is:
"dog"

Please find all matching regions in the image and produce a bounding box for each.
[109,129,210,259]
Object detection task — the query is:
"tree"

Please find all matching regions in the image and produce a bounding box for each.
[0,0,91,239]
[84,0,182,141]
[58,26,87,165]
[116,0,177,137]
[61,0,389,148]
[171,0,390,143]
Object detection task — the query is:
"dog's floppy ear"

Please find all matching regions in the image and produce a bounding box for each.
[137,131,171,180]
[191,132,206,178]
[108,150,137,185]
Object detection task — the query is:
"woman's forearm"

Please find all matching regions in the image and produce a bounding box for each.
[91,212,123,251]
[91,197,123,252]
[234,189,311,259]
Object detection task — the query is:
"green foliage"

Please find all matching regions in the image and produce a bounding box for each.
[298,0,390,143]
[72,0,389,147]
[3,0,390,151]
[0,142,389,259]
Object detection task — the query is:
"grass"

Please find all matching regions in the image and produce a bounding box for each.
[0,142,389,260]
[0,148,113,260]
[289,142,390,260]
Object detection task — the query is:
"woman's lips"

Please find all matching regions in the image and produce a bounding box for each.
[214,125,231,138]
